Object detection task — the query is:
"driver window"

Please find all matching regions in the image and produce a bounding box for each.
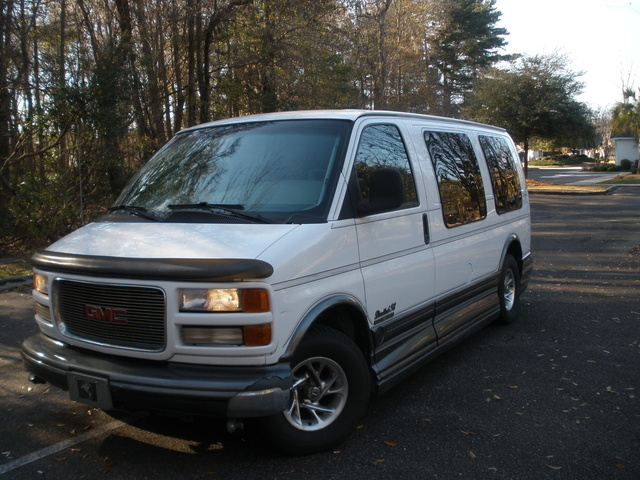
[353,124,418,209]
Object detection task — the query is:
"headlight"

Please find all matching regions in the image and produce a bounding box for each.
[33,273,48,294]
[180,288,269,313]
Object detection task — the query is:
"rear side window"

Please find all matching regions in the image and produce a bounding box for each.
[354,124,418,207]
[478,135,522,214]
[424,131,486,228]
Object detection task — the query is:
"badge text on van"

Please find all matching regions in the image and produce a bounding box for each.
[84,305,128,324]
[375,303,396,323]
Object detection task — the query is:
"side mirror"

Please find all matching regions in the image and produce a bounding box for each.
[357,168,405,216]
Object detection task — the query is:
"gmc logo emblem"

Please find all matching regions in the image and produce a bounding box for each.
[84,304,128,324]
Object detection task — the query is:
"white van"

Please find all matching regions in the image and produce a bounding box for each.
[22,110,532,454]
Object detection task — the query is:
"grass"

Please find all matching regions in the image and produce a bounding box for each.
[526,179,610,194]
[601,174,640,184]
[0,255,32,278]
[0,236,34,279]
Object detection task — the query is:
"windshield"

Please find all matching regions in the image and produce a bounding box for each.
[114,120,351,224]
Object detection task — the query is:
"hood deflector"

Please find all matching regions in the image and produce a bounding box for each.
[31,250,273,282]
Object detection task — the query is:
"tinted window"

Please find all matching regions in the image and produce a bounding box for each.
[424,131,486,228]
[353,124,418,209]
[479,135,522,214]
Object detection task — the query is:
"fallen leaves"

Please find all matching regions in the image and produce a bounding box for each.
[614,457,627,469]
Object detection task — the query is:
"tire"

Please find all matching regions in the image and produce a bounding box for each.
[262,325,371,455]
[497,254,521,325]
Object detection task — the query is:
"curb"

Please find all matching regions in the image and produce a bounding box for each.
[528,186,618,196]
[0,274,32,291]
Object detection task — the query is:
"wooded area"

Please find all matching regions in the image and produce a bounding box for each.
[0,0,597,249]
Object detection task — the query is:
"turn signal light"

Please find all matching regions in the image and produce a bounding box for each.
[243,324,272,346]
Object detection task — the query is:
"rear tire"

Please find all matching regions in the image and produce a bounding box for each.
[497,254,521,325]
[262,325,370,454]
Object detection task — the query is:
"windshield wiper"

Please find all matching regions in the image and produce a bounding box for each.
[168,202,273,224]
[109,205,159,221]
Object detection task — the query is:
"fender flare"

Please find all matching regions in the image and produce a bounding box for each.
[282,294,370,360]
[499,234,522,271]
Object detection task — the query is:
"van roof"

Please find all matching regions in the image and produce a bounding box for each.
[181,110,507,134]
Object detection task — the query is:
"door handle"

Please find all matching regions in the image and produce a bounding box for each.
[422,213,430,245]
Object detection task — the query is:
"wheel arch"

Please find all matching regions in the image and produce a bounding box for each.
[282,295,373,363]
[501,234,523,275]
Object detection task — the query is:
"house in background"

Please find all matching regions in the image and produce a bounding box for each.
[612,131,639,165]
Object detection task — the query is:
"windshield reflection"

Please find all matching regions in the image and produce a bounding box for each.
[115,120,351,224]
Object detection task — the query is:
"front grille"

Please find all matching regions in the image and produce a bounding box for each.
[54,280,166,351]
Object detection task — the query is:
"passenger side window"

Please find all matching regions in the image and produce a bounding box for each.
[478,135,522,214]
[424,131,486,228]
[353,124,418,212]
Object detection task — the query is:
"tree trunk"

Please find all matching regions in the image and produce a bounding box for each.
[58,0,67,171]
[170,0,184,133]
[186,0,198,126]
[134,0,165,144]
[0,1,15,222]
[523,137,529,178]
[373,0,392,110]
[115,0,151,140]
[259,0,278,113]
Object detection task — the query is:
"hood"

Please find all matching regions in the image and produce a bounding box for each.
[46,222,299,260]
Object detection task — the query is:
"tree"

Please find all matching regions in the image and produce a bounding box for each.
[612,88,640,172]
[464,53,594,175]
[351,0,393,109]
[0,0,532,248]
[590,107,614,165]
[425,0,507,117]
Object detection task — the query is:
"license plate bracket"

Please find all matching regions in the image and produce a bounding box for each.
[67,373,113,410]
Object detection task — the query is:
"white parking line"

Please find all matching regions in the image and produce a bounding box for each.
[0,412,147,475]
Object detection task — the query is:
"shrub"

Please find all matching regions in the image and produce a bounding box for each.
[529,154,594,166]
[620,159,632,171]
[593,165,624,172]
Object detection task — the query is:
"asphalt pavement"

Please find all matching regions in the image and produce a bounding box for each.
[0,188,639,479]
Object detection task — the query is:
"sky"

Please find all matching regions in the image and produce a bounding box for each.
[493,0,640,111]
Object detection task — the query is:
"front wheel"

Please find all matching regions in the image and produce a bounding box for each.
[262,325,371,454]
[497,254,521,325]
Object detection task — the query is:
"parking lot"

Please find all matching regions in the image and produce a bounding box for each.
[1,188,639,479]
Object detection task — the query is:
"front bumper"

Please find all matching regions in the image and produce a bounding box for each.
[21,333,292,418]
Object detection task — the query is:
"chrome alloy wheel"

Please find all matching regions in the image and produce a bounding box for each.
[284,357,348,431]
[502,267,516,311]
